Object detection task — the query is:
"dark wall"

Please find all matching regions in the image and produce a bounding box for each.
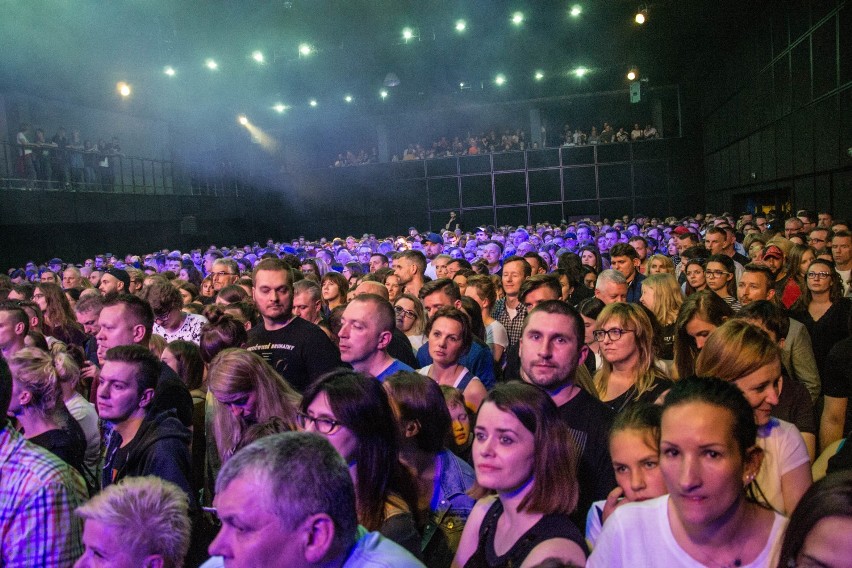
[701,0,852,218]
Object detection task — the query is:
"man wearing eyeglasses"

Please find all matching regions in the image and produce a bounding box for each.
[808,227,830,254]
[210,258,239,293]
[338,295,414,381]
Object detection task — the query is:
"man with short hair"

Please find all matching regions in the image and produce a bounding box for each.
[62,266,83,290]
[0,303,28,360]
[480,240,503,275]
[0,356,87,567]
[245,259,340,393]
[519,274,562,313]
[205,432,424,568]
[518,301,616,527]
[422,232,444,280]
[607,243,644,303]
[797,211,817,234]
[831,231,852,296]
[416,279,495,388]
[210,258,239,293]
[75,476,191,568]
[339,295,414,381]
[818,211,833,229]
[627,236,650,274]
[292,280,325,327]
[491,256,531,347]
[785,217,804,238]
[368,253,389,273]
[445,258,471,279]
[393,250,427,298]
[594,269,628,305]
[737,264,820,401]
[522,252,547,275]
[74,293,103,367]
[98,268,130,295]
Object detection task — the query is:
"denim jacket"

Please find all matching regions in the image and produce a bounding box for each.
[421,450,476,568]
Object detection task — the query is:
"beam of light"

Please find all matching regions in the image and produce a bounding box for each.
[163,66,176,77]
[534,70,544,81]
[117,82,131,97]
[309,99,318,107]
[205,59,218,70]
[238,115,249,125]
[252,51,264,63]
[239,117,280,153]
[511,12,524,25]
[570,5,582,17]
[455,20,466,32]
[298,43,312,56]
[495,74,506,86]
[573,67,589,78]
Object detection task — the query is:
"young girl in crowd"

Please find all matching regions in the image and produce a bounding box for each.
[442,385,473,465]
[465,275,509,364]
[454,382,588,567]
[704,254,741,311]
[589,376,787,567]
[695,320,812,515]
[673,290,734,379]
[585,403,667,549]
[594,302,672,412]
[640,273,683,361]
[394,293,427,353]
[321,271,349,312]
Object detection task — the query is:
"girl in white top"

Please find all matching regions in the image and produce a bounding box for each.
[417,306,486,412]
[464,275,508,364]
[589,376,788,567]
[695,320,812,515]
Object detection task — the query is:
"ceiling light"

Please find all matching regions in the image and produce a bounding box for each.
[627,69,638,81]
[116,82,131,97]
[402,27,414,41]
[570,5,582,17]
[163,66,176,77]
[455,20,466,32]
[273,104,287,113]
[298,43,312,56]
[534,71,544,81]
[573,67,588,78]
[380,90,388,99]
[205,59,218,70]
[252,51,264,63]
[238,115,248,126]
[344,95,353,103]
[495,74,506,86]
[309,99,318,107]
[635,6,648,24]
[511,12,524,25]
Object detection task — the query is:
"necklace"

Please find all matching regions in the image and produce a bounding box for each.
[683,505,753,568]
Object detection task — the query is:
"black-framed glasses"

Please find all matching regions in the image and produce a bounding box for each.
[806,271,832,280]
[394,305,416,320]
[593,328,635,342]
[296,412,343,434]
[704,269,730,278]
[210,271,234,278]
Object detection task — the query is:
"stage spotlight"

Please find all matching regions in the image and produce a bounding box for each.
[344,95,353,103]
[205,59,218,70]
[298,43,312,56]
[309,99,318,107]
[635,6,648,24]
[534,70,544,81]
[455,20,466,32]
[495,74,506,86]
[627,69,638,81]
[163,66,176,77]
[573,67,588,78]
[273,103,287,113]
[380,90,388,99]
[238,115,248,126]
[402,27,414,41]
[252,51,264,63]
[570,5,582,17]
[116,82,131,97]
[511,12,524,25]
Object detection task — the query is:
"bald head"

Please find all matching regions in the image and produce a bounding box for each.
[355,280,389,300]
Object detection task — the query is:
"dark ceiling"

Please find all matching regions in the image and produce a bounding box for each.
[0,0,758,130]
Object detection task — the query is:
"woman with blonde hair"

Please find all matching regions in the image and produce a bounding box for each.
[594,303,671,413]
[207,348,301,465]
[639,273,683,361]
[394,293,427,353]
[695,319,812,515]
[645,254,675,275]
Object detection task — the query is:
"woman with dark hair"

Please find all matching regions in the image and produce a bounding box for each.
[178,262,203,287]
[141,277,208,344]
[418,306,487,412]
[776,471,852,567]
[299,369,421,557]
[579,245,605,274]
[32,282,86,349]
[672,290,734,379]
[214,284,249,305]
[682,257,708,296]
[342,261,364,287]
[454,382,587,567]
[791,259,852,377]
[704,253,741,311]
[198,309,248,365]
[589,377,786,567]
[176,281,199,306]
[199,276,215,302]
[784,244,816,307]
[385,372,476,568]
[321,271,349,312]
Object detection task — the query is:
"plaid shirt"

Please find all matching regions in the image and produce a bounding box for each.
[492,298,527,347]
[0,424,87,568]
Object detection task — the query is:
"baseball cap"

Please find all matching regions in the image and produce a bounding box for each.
[672,226,692,236]
[422,232,444,245]
[103,268,131,290]
[762,245,783,260]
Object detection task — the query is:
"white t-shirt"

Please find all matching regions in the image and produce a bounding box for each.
[65,392,101,473]
[16,131,32,155]
[837,268,851,296]
[485,320,509,349]
[585,499,606,550]
[588,495,787,568]
[153,312,208,344]
[754,418,811,515]
[407,333,426,354]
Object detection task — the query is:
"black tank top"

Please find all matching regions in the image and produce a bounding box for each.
[464,499,587,568]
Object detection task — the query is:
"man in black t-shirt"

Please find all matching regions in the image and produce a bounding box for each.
[518,300,616,527]
[245,259,340,393]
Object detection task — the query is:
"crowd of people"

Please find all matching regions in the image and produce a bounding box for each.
[13,123,123,191]
[2,206,852,567]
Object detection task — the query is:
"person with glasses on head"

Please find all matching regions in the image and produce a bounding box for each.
[298,369,421,558]
[593,302,672,413]
[209,258,239,293]
[704,253,742,312]
[394,293,427,354]
[791,259,852,378]
[141,276,208,344]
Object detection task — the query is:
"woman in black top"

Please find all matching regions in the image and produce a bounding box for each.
[453,383,587,567]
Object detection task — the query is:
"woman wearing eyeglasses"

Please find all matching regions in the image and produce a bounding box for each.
[791,259,852,377]
[704,254,742,312]
[593,303,672,413]
[394,293,427,353]
[299,369,421,558]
